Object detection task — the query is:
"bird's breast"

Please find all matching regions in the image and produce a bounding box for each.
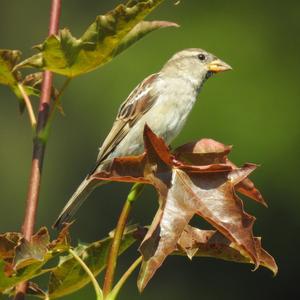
[110,78,198,159]
[146,79,198,144]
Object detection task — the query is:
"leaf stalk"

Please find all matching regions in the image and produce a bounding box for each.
[107,256,143,300]
[17,83,37,129]
[68,248,103,300]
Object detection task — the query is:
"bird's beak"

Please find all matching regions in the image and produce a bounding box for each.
[207,59,232,73]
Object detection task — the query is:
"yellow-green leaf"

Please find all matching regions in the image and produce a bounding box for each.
[0,50,47,113]
[0,49,21,87]
[48,226,139,299]
[15,0,174,77]
[114,20,179,56]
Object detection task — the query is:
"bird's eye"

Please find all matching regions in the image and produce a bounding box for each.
[198,53,206,61]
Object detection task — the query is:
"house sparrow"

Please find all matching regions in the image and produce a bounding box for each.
[53,48,232,229]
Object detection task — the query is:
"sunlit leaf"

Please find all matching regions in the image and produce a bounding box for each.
[114,20,179,56]
[15,0,177,77]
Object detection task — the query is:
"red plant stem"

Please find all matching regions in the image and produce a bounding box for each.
[22,0,61,244]
[14,1,61,299]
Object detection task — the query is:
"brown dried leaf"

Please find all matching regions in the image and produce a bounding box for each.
[174,138,232,165]
[176,225,277,275]
[93,125,275,292]
[175,139,267,206]
[0,226,70,293]
[22,72,59,101]
[49,222,71,253]
[13,227,50,270]
[137,164,258,291]
[0,232,22,260]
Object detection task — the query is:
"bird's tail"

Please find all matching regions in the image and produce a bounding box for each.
[53,177,104,230]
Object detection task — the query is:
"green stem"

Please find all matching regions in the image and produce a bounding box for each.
[102,183,144,297]
[17,83,37,129]
[107,256,143,300]
[68,248,103,300]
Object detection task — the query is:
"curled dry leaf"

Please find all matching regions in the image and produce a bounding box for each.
[93,125,276,291]
[0,232,22,260]
[133,225,277,275]
[174,139,267,206]
[176,225,277,275]
[13,227,50,270]
[15,0,178,77]
[22,72,59,100]
[0,226,70,293]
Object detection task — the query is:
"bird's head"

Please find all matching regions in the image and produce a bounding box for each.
[161,48,232,88]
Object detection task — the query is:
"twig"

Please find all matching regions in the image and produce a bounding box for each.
[41,77,71,141]
[69,248,103,300]
[17,83,37,129]
[14,1,62,299]
[107,256,143,300]
[102,183,144,297]
[51,77,71,116]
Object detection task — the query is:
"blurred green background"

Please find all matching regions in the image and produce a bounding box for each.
[1,0,299,299]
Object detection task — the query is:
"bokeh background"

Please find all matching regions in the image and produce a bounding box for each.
[1,1,299,299]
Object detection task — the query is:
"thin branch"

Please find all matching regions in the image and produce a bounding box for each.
[17,83,37,129]
[102,183,144,297]
[107,256,143,300]
[50,77,71,117]
[46,77,72,130]
[69,248,103,300]
[42,77,72,139]
[14,1,62,299]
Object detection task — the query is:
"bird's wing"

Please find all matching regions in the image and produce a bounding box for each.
[95,73,159,166]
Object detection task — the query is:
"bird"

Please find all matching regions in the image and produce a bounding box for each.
[53,48,232,230]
